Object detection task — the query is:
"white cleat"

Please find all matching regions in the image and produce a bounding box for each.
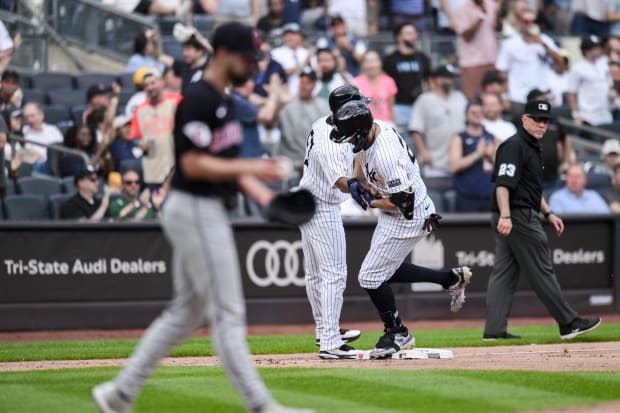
[92,381,132,413]
[319,344,359,360]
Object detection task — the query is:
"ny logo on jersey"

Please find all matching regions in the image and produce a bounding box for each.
[365,163,378,184]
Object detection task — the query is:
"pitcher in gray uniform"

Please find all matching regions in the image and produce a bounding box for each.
[92,23,314,413]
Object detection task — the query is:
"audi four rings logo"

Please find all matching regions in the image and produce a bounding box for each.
[245,240,305,287]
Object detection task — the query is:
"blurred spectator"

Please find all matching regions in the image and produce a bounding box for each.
[271,23,312,98]
[125,67,151,119]
[19,102,63,174]
[433,0,463,34]
[60,166,111,221]
[526,88,575,191]
[501,0,527,37]
[566,35,613,127]
[59,125,97,178]
[606,36,620,62]
[549,163,610,214]
[0,113,6,197]
[609,0,620,37]
[82,84,112,126]
[328,0,367,36]
[258,0,287,34]
[382,22,430,137]
[109,169,164,221]
[452,0,501,101]
[353,50,397,124]
[301,0,327,29]
[480,69,511,114]
[127,0,192,17]
[603,163,620,213]
[549,0,574,34]
[390,0,432,33]
[199,0,261,27]
[570,0,609,35]
[409,65,467,177]
[130,70,181,190]
[318,15,366,76]
[253,38,288,98]
[547,50,569,107]
[0,20,20,75]
[96,115,141,173]
[313,48,351,99]
[610,61,620,121]
[0,70,22,111]
[163,63,183,94]
[480,92,516,142]
[448,100,496,212]
[277,68,329,173]
[601,139,620,175]
[496,8,563,110]
[172,24,209,91]
[125,30,171,74]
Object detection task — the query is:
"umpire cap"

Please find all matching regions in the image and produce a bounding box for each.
[329,101,373,153]
[327,85,371,124]
[524,100,552,119]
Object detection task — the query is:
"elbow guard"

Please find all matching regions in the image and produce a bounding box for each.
[389,188,414,220]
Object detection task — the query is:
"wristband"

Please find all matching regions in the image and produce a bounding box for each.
[544,210,553,218]
[471,151,481,161]
[500,216,511,219]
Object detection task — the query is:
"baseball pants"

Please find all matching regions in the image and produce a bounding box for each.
[300,202,347,352]
[484,209,578,335]
[114,190,270,412]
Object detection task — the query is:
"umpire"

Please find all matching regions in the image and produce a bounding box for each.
[483,100,601,341]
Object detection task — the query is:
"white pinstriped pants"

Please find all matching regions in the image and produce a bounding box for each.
[300,201,347,351]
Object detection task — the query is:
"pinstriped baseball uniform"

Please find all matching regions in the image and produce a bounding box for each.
[299,115,353,352]
[356,120,436,289]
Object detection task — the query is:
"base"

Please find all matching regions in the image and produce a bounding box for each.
[355,348,454,360]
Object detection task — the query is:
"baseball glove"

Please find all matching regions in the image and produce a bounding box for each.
[262,189,316,226]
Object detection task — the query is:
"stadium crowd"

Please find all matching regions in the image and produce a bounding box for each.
[0,0,619,220]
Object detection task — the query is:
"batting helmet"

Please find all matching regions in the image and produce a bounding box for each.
[329,100,373,153]
[327,85,371,124]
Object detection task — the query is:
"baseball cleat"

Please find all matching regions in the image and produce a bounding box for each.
[370,327,415,359]
[92,381,132,413]
[319,344,359,360]
[447,266,472,313]
[560,316,601,340]
[482,332,522,341]
[315,328,362,346]
[258,399,316,413]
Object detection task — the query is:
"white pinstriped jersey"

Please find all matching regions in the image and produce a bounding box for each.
[299,115,353,204]
[356,120,429,220]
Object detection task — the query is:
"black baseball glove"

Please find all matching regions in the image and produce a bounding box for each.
[423,213,442,232]
[262,189,316,226]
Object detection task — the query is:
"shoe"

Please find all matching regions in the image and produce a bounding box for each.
[482,332,522,341]
[560,316,601,340]
[447,266,472,313]
[319,344,358,360]
[258,399,315,413]
[315,328,361,346]
[92,381,132,413]
[370,327,415,359]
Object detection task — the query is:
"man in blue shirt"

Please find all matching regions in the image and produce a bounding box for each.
[549,163,610,214]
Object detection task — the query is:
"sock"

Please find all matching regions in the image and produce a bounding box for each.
[388,262,457,289]
[364,282,403,330]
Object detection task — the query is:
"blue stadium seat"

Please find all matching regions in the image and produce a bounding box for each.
[17,175,64,197]
[49,193,73,219]
[586,173,612,192]
[74,72,118,90]
[162,38,184,61]
[42,105,73,127]
[47,88,87,108]
[71,104,89,125]
[3,194,51,220]
[61,176,77,194]
[30,72,75,91]
[22,88,48,105]
[118,72,135,89]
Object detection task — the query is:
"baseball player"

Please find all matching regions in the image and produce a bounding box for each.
[92,23,313,413]
[298,85,367,359]
[330,101,472,359]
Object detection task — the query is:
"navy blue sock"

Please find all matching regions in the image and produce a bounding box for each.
[364,282,403,330]
[388,262,457,289]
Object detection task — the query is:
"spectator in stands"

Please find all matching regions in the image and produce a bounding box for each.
[548,50,570,108]
[327,0,367,36]
[313,48,351,99]
[409,65,467,177]
[253,38,288,98]
[501,0,527,37]
[19,102,63,175]
[125,67,151,119]
[601,139,620,175]
[433,0,462,35]
[198,0,261,27]
[480,69,511,115]
[318,15,366,76]
[60,166,111,220]
[175,28,209,91]
[567,35,613,127]
[258,0,287,34]
[277,68,329,174]
[125,30,172,75]
[382,22,430,138]
[162,63,183,94]
[108,169,164,221]
[0,113,7,197]
[353,50,397,124]
[496,7,563,112]
[59,125,97,178]
[0,20,20,75]
[131,70,181,190]
[606,36,620,62]
[549,163,610,214]
[271,23,312,99]
[128,0,192,18]
[98,115,141,173]
[448,100,496,212]
[603,163,620,213]
[609,60,620,121]
[452,0,500,101]
[82,84,111,126]
[570,0,609,35]
[0,70,22,111]
[390,0,432,33]
[481,92,516,143]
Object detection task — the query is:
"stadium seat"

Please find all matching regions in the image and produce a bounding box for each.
[119,89,134,106]
[49,193,73,219]
[62,176,77,194]
[42,105,73,127]
[426,189,445,213]
[22,88,48,105]
[118,72,135,89]
[17,175,64,197]
[586,173,612,192]
[47,88,87,108]
[0,197,3,219]
[162,37,184,61]
[71,104,88,125]
[74,72,118,90]
[5,179,15,195]
[3,194,51,220]
[30,72,75,91]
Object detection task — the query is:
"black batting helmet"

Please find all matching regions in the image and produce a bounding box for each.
[327,85,371,124]
[329,101,373,153]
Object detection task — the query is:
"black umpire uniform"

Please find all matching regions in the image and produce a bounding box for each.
[484,100,600,340]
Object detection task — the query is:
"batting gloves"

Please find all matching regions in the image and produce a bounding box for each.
[347,178,375,210]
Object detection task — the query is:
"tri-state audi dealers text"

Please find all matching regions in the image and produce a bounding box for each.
[3,259,167,275]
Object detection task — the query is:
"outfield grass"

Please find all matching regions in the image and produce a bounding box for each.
[1,323,619,362]
[1,367,619,413]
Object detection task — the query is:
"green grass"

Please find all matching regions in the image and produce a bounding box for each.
[1,367,619,413]
[1,323,619,362]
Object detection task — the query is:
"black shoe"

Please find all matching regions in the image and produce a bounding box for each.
[560,316,601,340]
[482,332,522,341]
